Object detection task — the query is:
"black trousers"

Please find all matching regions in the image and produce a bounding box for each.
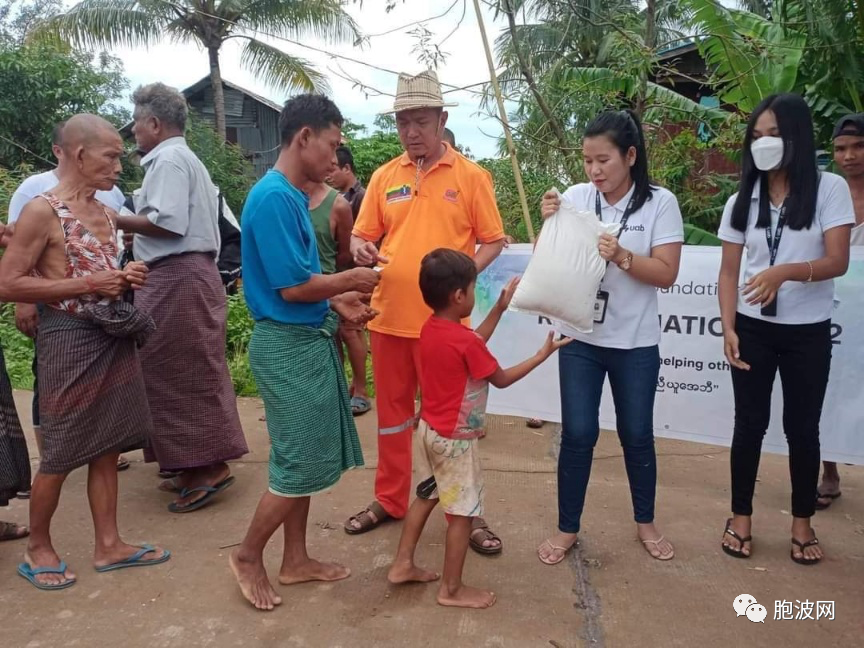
[730,313,832,518]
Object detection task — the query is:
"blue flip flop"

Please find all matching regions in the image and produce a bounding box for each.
[17,561,77,590]
[95,545,171,573]
[351,396,371,416]
[168,476,235,514]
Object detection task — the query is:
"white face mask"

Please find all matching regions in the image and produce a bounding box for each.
[751,136,784,171]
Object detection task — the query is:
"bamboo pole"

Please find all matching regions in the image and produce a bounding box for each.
[472,0,536,243]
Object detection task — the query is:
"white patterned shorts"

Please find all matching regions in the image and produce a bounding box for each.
[415,420,484,517]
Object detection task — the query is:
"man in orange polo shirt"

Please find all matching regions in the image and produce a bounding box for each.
[345,71,506,555]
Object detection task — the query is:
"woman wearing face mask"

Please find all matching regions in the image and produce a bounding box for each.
[718,93,854,565]
[536,110,683,565]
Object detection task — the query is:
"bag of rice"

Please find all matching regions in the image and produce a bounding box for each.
[510,189,620,333]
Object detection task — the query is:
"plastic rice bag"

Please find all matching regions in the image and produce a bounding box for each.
[510,189,620,333]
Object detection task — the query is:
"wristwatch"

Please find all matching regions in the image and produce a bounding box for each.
[617,251,634,271]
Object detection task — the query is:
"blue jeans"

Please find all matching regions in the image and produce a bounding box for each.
[557,341,660,533]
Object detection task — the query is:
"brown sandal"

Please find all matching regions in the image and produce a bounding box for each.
[344,501,391,535]
[0,521,29,542]
[469,518,503,555]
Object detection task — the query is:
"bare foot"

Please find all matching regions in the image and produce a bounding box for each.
[387,560,440,584]
[637,523,674,560]
[537,531,577,565]
[93,542,169,569]
[24,548,76,587]
[437,583,497,609]
[278,558,351,585]
[229,549,283,611]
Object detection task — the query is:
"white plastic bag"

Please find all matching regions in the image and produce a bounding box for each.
[510,189,620,333]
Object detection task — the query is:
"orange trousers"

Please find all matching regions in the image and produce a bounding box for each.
[371,331,422,519]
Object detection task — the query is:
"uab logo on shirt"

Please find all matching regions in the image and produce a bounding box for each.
[385,184,412,204]
[622,224,645,232]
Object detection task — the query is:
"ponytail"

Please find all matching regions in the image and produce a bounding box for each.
[584,109,654,211]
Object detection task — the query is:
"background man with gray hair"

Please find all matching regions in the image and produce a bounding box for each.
[117,83,248,513]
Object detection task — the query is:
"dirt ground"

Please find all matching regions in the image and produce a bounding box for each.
[1,392,862,647]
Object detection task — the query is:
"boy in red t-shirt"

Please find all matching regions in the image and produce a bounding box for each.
[387,248,570,609]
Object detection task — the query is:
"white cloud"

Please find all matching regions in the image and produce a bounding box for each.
[99,0,508,158]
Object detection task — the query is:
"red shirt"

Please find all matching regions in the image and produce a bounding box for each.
[419,316,500,439]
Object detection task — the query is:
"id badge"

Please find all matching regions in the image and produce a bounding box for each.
[594,290,609,324]
[761,295,778,317]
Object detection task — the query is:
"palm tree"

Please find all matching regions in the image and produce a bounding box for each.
[33,1,360,138]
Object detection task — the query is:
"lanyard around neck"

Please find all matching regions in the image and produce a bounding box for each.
[595,190,637,241]
[759,181,787,267]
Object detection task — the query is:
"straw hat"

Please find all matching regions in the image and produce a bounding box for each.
[381,70,458,114]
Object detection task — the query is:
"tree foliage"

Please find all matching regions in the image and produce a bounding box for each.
[688,0,864,142]
[477,0,864,240]
[0,40,129,169]
[342,123,403,187]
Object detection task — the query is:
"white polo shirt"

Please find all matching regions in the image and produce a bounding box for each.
[557,182,684,349]
[7,170,125,223]
[718,172,855,325]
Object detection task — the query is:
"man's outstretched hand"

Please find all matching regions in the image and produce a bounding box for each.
[332,291,379,325]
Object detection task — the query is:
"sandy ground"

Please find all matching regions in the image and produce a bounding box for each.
[1,392,862,648]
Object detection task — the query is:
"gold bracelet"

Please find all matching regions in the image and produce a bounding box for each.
[804,260,813,283]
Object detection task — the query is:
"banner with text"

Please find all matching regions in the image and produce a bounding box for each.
[472,246,864,465]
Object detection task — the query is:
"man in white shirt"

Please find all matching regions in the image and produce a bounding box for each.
[818,115,864,509]
[116,83,247,512]
[7,121,128,475]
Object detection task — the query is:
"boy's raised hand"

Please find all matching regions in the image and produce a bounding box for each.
[496,277,520,312]
[537,331,572,359]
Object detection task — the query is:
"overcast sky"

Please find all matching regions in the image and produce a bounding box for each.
[101,1,508,159]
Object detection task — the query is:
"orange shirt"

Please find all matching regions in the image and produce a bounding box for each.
[353,145,505,338]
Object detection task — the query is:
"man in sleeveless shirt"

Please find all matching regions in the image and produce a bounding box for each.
[306,180,373,414]
[0,114,170,590]
[8,121,130,477]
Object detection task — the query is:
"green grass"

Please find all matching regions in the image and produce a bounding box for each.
[0,302,34,390]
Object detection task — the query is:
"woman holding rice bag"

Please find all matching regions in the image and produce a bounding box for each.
[536,110,684,564]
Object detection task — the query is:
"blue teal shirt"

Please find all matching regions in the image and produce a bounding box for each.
[241,170,329,326]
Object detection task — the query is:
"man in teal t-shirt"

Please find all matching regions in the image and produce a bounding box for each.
[232,94,381,612]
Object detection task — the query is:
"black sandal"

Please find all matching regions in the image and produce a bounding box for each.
[790,537,821,565]
[721,518,752,559]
